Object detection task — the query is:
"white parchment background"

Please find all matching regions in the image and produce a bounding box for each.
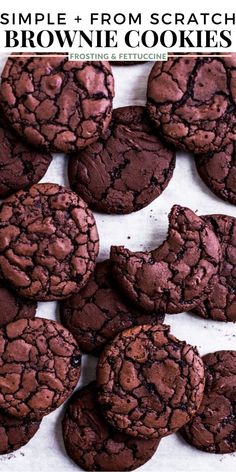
[0,59,236,472]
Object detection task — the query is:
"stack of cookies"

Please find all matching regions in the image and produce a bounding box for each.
[0,54,235,471]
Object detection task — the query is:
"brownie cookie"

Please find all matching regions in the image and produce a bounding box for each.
[62,382,160,471]
[195,143,236,204]
[110,205,221,314]
[0,118,52,198]
[0,56,114,152]
[0,183,99,301]
[0,281,37,328]
[97,324,205,439]
[68,106,175,214]
[193,214,236,321]
[0,409,41,454]
[147,55,236,154]
[0,318,81,419]
[181,351,236,453]
[60,260,164,355]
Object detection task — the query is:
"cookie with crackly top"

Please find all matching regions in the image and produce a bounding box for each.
[181,350,236,453]
[0,117,52,198]
[147,55,236,154]
[0,281,36,327]
[192,214,236,321]
[0,317,81,419]
[60,259,164,354]
[195,143,236,204]
[0,56,114,153]
[62,382,160,471]
[68,106,175,214]
[110,205,221,314]
[0,409,41,454]
[97,324,205,439]
[0,183,99,301]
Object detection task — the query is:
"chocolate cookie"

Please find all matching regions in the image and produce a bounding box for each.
[192,214,236,321]
[97,324,205,439]
[0,409,41,454]
[0,281,37,328]
[110,205,221,314]
[0,183,99,301]
[181,350,236,453]
[68,106,175,214]
[147,55,236,154]
[60,260,164,354]
[0,318,81,419]
[195,143,236,204]
[0,118,52,198]
[62,382,160,471]
[0,56,114,152]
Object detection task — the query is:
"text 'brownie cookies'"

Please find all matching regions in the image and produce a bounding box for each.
[60,260,164,355]
[147,55,236,154]
[68,106,175,214]
[110,205,221,314]
[0,281,37,328]
[62,382,160,471]
[181,351,236,453]
[195,143,236,205]
[193,214,236,321]
[0,183,99,301]
[0,56,114,152]
[0,409,41,454]
[0,318,81,419]
[97,324,205,439]
[0,118,52,198]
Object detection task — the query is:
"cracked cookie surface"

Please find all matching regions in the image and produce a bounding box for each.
[0,281,37,328]
[0,119,52,198]
[0,318,81,419]
[147,55,236,154]
[193,214,236,321]
[60,260,164,355]
[0,183,99,301]
[0,409,41,454]
[110,205,221,314]
[195,143,236,204]
[181,350,236,453]
[62,382,160,471]
[0,56,114,153]
[97,324,205,439]
[68,106,175,214]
